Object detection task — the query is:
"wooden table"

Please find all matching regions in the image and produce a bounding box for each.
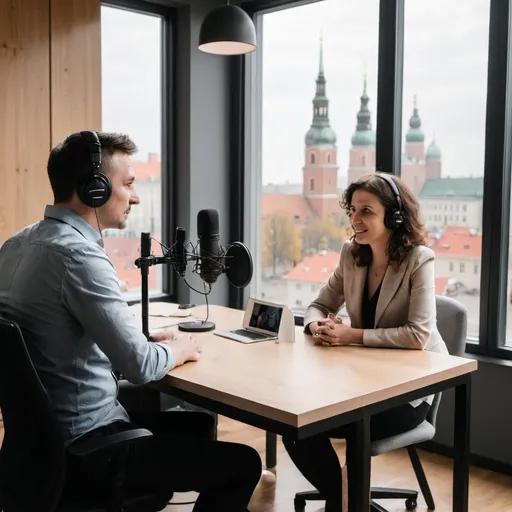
[133,303,477,512]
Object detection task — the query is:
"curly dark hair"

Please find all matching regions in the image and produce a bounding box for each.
[340,173,428,267]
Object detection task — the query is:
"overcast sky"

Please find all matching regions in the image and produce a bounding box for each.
[101,6,162,161]
[101,0,490,185]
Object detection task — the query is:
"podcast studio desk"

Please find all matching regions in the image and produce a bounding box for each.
[133,302,477,512]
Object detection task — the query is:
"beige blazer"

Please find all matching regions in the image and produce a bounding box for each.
[304,241,448,356]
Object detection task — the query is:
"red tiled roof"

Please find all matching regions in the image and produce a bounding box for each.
[132,153,161,181]
[284,250,340,283]
[103,236,159,291]
[428,226,481,259]
[262,194,313,222]
[435,277,450,295]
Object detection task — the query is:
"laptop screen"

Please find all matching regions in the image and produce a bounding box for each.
[248,303,283,334]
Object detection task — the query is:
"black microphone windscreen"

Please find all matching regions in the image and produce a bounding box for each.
[197,209,219,238]
[225,242,253,288]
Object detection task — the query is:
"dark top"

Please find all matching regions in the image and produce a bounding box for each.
[361,275,382,329]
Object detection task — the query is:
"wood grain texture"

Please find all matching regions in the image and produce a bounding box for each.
[131,303,478,427]
[50,0,101,144]
[0,0,52,244]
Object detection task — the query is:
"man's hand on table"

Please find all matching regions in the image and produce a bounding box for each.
[150,329,202,367]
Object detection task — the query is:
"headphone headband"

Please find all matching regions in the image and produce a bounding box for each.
[80,131,102,177]
[376,173,402,213]
[75,130,112,208]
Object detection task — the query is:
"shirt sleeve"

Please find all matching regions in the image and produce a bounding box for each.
[61,246,175,384]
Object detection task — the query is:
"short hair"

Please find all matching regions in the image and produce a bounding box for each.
[47,131,138,203]
[340,173,428,267]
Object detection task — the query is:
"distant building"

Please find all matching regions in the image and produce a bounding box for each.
[103,151,162,293]
[419,177,483,231]
[283,250,340,310]
[262,37,341,225]
[428,226,482,294]
[347,93,442,196]
[262,39,443,224]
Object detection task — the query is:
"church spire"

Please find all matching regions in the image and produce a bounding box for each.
[305,33,337,147]
[406,94,425,143]
[351,71,375,147]
[319,30,325,76]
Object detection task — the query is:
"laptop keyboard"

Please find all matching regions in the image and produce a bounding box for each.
[231,329,270,340]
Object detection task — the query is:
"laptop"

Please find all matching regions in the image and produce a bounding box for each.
[214,298,284,344]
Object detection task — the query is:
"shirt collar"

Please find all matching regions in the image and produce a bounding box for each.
[44,205,103,246]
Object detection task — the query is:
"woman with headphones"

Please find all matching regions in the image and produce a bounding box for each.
[282,173,448,512]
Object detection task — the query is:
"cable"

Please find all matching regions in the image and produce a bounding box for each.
[151,236,171,253]
[94,209,104,247]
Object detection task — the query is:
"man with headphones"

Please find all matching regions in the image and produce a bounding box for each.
[0,131,261,511]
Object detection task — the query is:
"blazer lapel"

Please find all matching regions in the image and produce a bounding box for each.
[374,263,406,326]
[350,264,367,327]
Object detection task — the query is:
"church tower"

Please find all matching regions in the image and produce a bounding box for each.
[405,95,425,161]
[347,74,376,184]
[302,35,339,219]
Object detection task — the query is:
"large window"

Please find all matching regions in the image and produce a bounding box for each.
[255,0,379,314]
[247,0,512,359]
[401,0,490,340]
[101,4,164,298]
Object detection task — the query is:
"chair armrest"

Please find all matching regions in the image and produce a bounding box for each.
[67,428,153,457]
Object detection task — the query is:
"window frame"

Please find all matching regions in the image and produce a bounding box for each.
[101,0,177,305]
[238,0,512,359]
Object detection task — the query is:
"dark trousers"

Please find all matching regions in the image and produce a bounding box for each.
[65,410,262,512]
[282,401,430,512]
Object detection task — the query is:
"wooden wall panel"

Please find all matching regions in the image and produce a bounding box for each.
[50,0,102,145]
[0,0,102,245]
[0,0,52,244]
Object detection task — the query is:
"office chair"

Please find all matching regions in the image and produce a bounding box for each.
[293,295,468,512]
[0,316,172,512]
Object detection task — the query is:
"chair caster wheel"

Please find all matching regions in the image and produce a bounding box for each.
[405,498,417,510]
[294,496,306,511]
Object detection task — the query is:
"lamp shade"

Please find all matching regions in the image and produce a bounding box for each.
[198,4,257,56]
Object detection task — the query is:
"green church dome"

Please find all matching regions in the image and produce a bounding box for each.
[405,96,425,143]
[305,125,337,146]
[426,139,441,159]
[351,130,375,146]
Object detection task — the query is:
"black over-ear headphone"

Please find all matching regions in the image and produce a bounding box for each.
[76,131,112,208]
[376,173,404,230]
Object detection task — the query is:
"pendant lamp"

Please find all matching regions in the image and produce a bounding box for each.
[198,1,257,56]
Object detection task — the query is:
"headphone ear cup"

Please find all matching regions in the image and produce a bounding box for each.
[386,209,404,230]
[77,172,112,208]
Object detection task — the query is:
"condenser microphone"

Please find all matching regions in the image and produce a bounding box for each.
[197,209,222,284]
[173,227,187,277]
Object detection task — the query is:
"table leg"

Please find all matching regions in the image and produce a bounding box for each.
[347,415,371,512]
[453,375,471,512]
[265,431,277,473]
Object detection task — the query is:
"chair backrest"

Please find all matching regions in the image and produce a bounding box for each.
[0,317,66,512]
[435,295,468,357]
[427,295,468,426]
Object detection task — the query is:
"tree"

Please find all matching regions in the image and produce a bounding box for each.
[261,212,302,274]
[302,214,346,254]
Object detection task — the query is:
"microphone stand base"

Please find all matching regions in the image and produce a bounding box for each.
[178,320,216,333]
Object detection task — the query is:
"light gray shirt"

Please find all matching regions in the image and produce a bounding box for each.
[0,205,174,446]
